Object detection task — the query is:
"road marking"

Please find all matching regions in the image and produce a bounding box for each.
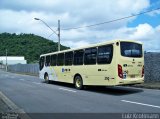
[121,100,160,109]
[59,88,77,93]
[32,82,41,85]
[19,79,25,81]
[5,74,9,77]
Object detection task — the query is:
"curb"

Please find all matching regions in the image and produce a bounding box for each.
[0,91,31,119]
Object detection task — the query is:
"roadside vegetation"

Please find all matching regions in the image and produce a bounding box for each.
[0,33,69,63]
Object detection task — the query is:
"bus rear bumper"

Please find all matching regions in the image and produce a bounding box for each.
[117,78,144,85]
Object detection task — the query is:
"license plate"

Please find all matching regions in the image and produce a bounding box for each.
[123,73,127,79]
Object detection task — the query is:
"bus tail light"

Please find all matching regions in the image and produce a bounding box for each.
[118,64,123,79]
[142,65,144,77]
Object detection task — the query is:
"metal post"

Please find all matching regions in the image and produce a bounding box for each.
[6,49,8,72]
[58,20,60,51]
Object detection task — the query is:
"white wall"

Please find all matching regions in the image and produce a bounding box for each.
[0,56,25,60]
[0,56,27,65]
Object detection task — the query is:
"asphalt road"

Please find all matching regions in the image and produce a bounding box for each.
[0,70,160,118]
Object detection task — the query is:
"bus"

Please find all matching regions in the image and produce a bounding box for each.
[39,40,144,89]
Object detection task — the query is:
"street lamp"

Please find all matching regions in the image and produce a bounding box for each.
[34,18,61,51]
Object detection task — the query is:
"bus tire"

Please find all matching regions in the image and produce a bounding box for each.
[44,73,50,84]
[74,75,83,90]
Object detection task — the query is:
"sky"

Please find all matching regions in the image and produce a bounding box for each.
[0,0,160,52]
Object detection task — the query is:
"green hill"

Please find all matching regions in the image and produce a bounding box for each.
[0,33,69,63]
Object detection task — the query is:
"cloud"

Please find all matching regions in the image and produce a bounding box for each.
[60,23,160,52]
[104,24,160,52]
[62,40,90,48]
[0,0,60,12]
[1,0,159,52]
[0,0,150,27]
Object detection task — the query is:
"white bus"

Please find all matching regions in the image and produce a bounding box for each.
[39,40,144,89]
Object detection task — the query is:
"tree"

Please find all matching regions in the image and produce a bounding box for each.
[0,33,70,63]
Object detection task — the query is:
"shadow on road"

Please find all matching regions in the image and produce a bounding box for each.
[85,86,143,96]
[42,81,143,96]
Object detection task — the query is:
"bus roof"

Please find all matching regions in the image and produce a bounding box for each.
[40,39,142,57]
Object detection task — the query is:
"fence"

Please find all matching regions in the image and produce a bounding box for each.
[8,63,39,75]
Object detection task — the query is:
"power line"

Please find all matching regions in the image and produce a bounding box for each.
[62,7,160,30]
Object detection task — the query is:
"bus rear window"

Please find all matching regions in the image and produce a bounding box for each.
[120,42,142,58]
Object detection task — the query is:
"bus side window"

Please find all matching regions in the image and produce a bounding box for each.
[97,45,113,64]
[65,52,73,66]
[51,55,57,66]
[84,47,97,65]
[73,50,84,65]
[46,55,51,66]
[39,56,44,70]
[57,53,64,66]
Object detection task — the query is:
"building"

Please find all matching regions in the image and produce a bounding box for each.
[0,56,27,65]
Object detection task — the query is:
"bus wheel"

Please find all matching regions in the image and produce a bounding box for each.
[74,75,83,90]
[44,73,50,84]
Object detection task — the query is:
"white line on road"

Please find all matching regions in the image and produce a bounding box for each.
[121,100,160,109]
[4,75,9,77]
[19,79,25,81]
[32,82,41,85]
[59,88,77,93]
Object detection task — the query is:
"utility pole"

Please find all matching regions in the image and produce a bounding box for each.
[58,20,60,51]
[6,49,8,72]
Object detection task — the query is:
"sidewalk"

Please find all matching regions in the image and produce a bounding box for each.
[0,91,20,113]
[0,92,31,119]
[132,82,160,90]
[0,98,11,112]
